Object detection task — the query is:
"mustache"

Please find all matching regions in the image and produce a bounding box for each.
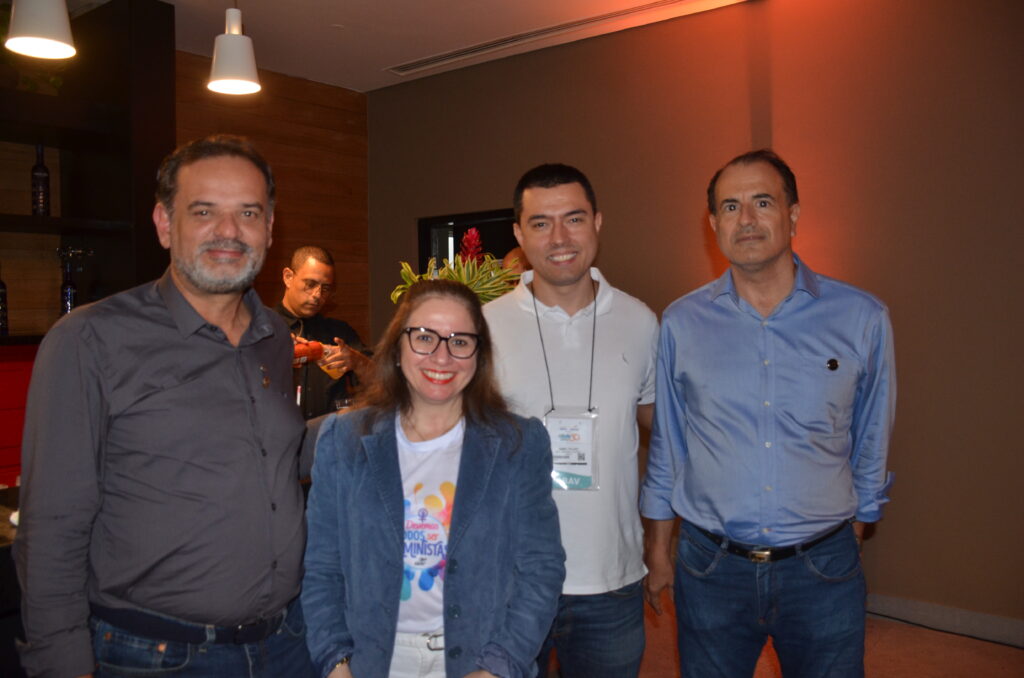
[198,239,253,255]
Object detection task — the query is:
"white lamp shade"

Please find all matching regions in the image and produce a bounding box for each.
[5,0,76,59]
[207,9,261,95]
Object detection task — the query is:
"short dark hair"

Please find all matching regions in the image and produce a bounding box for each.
[155,134,276,216]
[357,280,511,432]
[289,245,334,271]
[706,149,798,214]
[513,163,598,223]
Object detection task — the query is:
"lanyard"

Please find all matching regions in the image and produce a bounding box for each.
[531,278,598,416]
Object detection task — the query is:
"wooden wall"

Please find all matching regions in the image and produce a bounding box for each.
[175,52,370,342]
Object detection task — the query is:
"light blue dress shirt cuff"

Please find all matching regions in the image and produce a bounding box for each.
[854,471,895,523]
[639,483,677,521]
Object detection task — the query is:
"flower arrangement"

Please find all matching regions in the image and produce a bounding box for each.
[391,227,520,304]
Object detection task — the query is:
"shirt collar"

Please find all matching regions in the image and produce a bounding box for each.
[710,253,821,304]
[273,302,304,332]
[512,268,612,317]
[157,268,276,343]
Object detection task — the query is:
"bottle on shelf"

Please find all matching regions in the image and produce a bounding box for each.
[0,262,9,336]
[57,247,93,316]
[32,144,50,217]
[60,253,75,315]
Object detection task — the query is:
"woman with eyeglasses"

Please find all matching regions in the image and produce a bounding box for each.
[302,279,565,678]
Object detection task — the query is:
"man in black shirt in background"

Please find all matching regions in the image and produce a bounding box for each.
[275,246,372,419]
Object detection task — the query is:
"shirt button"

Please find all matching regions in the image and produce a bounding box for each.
[448,605,461,619]
[448,647,462,659]
[250,396,256,404]
[448,559,459,573]
[763,401,771,407]
[271,502,277,511]
[765,485,773,491]
[761,321,768,327]
[271,560,278,569]
[763,359,770,366]
[762,528,771,534]
[261,448,268,457]
[765,441,772,448]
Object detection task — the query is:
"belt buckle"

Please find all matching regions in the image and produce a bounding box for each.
[748,549,772,563]
[233,618,269,644]
[426,632,444,651]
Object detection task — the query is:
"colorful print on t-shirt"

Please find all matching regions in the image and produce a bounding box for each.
[395,415,464,633]
[402,480,455,601]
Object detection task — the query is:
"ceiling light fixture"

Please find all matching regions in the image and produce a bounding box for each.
[207,7,261,95]
[4,0,76,60]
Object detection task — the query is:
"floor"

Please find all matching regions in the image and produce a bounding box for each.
[636,604,1024,678]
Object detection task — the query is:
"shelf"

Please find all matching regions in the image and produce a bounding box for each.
[0,335,44,347]
[0,89,127,150]
[0,214,131,236]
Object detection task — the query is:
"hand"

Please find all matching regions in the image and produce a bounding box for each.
[642,517,676,615]
[853,520,866,551]
[327,662,354,678]
[330,337,374,384]
[644,551,674,615]
[318,341,350,378]
[463,671,499,678]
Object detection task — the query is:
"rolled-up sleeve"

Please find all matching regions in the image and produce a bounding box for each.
[640,319,685,520]
[850,307,897,522]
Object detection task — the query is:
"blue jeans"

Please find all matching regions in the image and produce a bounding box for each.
[536,579,645,678]
[675,520,865,678]
[90,597,316,678]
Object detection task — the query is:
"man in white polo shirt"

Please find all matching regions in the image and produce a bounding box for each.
[484,164,658,678]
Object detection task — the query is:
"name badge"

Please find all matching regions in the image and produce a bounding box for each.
[544,407,599,491]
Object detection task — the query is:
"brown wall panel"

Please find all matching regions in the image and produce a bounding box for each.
[175,51,370,343]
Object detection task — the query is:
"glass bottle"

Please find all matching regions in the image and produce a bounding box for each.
[31,144,50,217]
[60,254,75,315]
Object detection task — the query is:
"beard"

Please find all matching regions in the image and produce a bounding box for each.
[173,238,265,294]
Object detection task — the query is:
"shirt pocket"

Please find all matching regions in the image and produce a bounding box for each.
[775,354,862,436]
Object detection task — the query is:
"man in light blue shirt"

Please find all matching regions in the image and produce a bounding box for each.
[640,149,895,677]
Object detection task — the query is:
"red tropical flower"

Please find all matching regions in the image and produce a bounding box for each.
[458,227,484,264]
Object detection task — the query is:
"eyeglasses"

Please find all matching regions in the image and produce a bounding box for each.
[300,279,334,295]
[402,327,480,359]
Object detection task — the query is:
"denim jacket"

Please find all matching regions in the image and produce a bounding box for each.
[302,409,565,678]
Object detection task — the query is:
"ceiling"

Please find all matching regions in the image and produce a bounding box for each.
[69,0,747,92]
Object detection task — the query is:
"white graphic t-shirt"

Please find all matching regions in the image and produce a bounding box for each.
[395,414,464,633]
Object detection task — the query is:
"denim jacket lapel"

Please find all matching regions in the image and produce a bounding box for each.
[447,422,501,554]
[361,418,406,551]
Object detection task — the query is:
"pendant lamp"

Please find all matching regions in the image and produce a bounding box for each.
[4,0,76,59]
[207,8,261,95]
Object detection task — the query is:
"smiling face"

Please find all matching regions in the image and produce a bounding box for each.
[709,161,800,274]
[400,295,479,414]
[154,155,273,296]
[513,182,602,299]
[282,257,335,318]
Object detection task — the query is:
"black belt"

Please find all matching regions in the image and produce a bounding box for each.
[90,604,285,645]
[693,520,849,563]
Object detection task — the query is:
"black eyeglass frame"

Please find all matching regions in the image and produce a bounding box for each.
[402,327,481,359]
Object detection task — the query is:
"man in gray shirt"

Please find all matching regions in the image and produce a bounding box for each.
[14,135,316,678]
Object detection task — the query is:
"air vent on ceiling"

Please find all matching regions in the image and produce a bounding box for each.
[388,0,718,76]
